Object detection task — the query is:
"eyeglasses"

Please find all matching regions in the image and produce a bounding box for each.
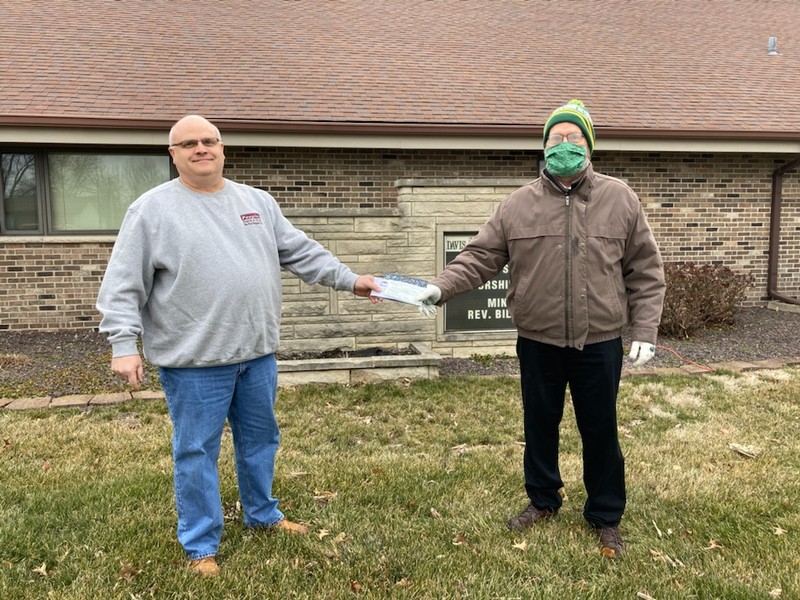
[169,137,221,149]
[546,132,584,145]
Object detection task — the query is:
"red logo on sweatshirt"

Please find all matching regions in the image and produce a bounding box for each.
[240,213,262,226]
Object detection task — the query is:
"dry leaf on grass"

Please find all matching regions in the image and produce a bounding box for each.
[31,562,48,577]
[650,548,684,568]
[728,443,759,458]
[116,562,141,581]
[313,490,337,506]
[773,526,786,536]
[332,532,350,544]
[430,507,442,519]
[512,540,527,551]
[652,520,663,538]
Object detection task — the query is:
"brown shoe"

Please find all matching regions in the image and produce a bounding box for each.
[596,526,626,559]
[190,556,220,576]
[275,518,309,535]
[507,504,557,531]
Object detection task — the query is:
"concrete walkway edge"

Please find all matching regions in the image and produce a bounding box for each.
[2,356,800,411]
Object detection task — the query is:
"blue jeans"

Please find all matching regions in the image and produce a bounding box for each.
[159,354,283,560]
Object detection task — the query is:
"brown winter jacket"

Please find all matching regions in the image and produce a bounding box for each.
[431,164,665,349]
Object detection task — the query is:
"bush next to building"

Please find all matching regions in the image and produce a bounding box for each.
[659,262,754,338]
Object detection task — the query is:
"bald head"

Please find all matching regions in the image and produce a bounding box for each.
[169,115,222,146]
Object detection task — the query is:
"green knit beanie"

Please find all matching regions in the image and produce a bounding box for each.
[543,99,595,152]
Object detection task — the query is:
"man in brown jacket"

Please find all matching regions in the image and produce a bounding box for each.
[418,100,665,558]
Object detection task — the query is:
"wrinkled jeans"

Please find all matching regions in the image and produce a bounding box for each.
[159,354,283,560]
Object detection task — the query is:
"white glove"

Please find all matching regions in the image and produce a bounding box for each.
[629,341,656,367]
[417,284,442,318]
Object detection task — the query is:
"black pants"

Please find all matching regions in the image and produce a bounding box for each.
[516,336,625,528]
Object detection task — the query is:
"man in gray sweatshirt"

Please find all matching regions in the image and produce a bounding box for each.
[96,115,380,576]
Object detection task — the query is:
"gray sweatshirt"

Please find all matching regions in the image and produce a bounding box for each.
[96,178,358,367]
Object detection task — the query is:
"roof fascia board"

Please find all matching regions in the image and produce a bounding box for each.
[599,138,800,153]
[2,116,798,138]
[1,126,798,154]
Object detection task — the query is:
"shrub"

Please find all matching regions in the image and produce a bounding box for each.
[659,262,754,338]
[469,353,514,367]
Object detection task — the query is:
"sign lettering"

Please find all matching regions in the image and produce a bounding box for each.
[442,233,514,332]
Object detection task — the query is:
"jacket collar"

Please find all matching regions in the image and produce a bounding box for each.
[543,162,594,195]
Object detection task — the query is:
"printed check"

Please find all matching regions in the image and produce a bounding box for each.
[371,273,429,306]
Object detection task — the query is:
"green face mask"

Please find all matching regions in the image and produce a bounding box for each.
[544,143,587,177]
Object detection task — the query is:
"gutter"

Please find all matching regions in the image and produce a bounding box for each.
[768,155,800,305]
[1,115,800,142]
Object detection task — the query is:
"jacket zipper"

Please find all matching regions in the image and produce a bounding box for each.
[564,191,572,347]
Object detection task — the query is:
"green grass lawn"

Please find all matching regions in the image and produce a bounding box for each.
[1,370,798,599]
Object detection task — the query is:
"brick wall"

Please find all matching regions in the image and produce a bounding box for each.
[595,152,800,302]
[0,241,112,330]
[1,149,798,350]
[224,147,538,210]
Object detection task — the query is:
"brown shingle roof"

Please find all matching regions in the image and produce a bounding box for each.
[1,0,799,138]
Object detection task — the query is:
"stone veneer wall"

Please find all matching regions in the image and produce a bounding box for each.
[1,149,798,358]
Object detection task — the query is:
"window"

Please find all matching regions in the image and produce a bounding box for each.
[1,150,172,235]
[1,153,37,231]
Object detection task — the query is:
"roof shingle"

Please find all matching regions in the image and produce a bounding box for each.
[1,0,799,136]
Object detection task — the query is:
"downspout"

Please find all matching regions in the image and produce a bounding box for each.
[767,155,800,305]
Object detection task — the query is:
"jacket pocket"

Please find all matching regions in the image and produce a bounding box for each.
[586,228,627,329]
[506,227,565,332]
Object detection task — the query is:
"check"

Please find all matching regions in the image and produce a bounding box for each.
[371,273,429,306]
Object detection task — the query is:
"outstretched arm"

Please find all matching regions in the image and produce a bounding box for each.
[354,275,383,303]
[417,284,442,317]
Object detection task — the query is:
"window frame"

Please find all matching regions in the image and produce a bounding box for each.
[0,145,175,236]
